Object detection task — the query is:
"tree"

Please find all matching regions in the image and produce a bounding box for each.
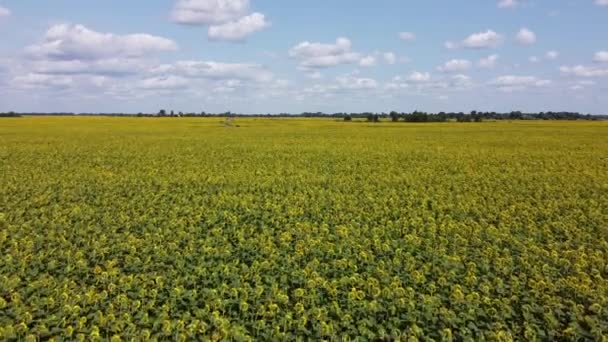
[158,109,166,116]
[405,111,429,122]
[344,115,352,122]
[389,111,400,122]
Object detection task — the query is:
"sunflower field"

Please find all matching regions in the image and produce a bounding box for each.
[1,117,607,341]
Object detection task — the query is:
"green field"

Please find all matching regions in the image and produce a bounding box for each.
[1,117,607,341]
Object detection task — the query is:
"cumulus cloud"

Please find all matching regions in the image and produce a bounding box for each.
[383,52,396,65]
[306,71,323,79]
[210,79,248,93]
[171,0,250,25]
[595,0,608,6]
[528,52,558,64]
[359,55,377,67]
[384,77,409,91]
[302,73,378,96]
[515,28,536,45]
[437,59,472,72]
[593,51,608,62]
[560,65,608,77]
[407,71,431,82]
[25,24,177,60]
[498,0,519,8]
[450,74,473,89]
[452,74,471,83]
[208,12,269,41]
[336,74,378,90]
[387,73,473,93]
[384,84,405,91]
[490,75,552,91]
[0,6,10,17]
[479,54,499,68]
[138,76,189,90]
[456,30,502,49]
[289,37,360,69]
[444,41,457,50]
[30,58,148,76]
[151,60,273,82]
[18,24,178,81]
[13,73,73,89]
[398,32,416,42]
[570,80,596,91]
[171,0,268,41]
[545,51,559,60]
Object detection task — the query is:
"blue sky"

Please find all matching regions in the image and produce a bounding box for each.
[0,0,607,114]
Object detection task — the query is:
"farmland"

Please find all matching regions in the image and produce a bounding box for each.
[1,117,607,340]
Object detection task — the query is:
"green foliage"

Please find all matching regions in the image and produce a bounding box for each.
[1,118,607,340]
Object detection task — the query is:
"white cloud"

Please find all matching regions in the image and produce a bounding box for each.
[89,76,109,88]
[490,75,544,86]
[578,80,596,85]
[384,82,408,91]
[498,0,518,8]
[25,24,177,60]
[479,54,499,68]
[515,28,536,45]
[208,12,269,41]
[570,85,584,91]
[571,80,596,91]
[451,74,472,88]
[383,52,396,65]
[387,74,472,93]
[461,30,502,49]
[171,0,250,25]
[30,58,148,76]
[151,60,273,82]
[359,55,377,67]
[444,41,457,50]
[302,73,378,95]
[171,0,269,42]
[560,65,608,77]
[545,50,559,60]
[529,51,558,64]
[139,76,189,90]
[407,71,431,82]
[13,73,73,89]
[289,37,360,69]
[534,80,552,87]
[595,0,608,6]
[384,76,409,90]
[336,74,378,90]
[490,75,551,92]
[0,6,10,17]
[593,51,608,63]
[398,32,416,42]
[437,59,472,72]
[306,71,323,79]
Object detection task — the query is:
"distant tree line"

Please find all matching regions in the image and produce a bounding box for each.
[358,110,606,122]
[0,111,23,117]
[1,110,606,121]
